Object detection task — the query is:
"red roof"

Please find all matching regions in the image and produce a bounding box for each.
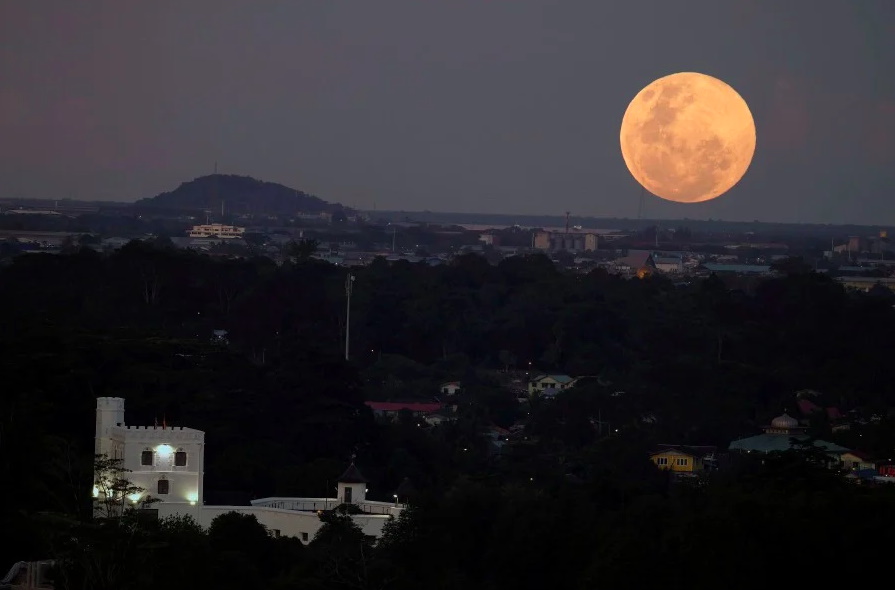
[798,399,820,415]
[365,402,443,413]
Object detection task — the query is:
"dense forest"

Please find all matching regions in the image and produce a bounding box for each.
[3,242,895,588]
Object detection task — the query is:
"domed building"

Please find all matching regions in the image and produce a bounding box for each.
[729,411,850,456]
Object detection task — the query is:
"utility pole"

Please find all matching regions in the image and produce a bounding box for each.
[637,186,645,223]
[344,273,355,360]
[595,409,610,438]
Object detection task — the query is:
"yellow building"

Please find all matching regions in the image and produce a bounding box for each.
[532,231,598,253]
[650,445,717,473]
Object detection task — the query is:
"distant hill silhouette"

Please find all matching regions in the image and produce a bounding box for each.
[135,175,347,216]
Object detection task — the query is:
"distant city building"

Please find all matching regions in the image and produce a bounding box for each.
[94,397,402,543]
[613,250,657,275]
[533,231,598,253]
[700,263,772,275]
[187,223,246,239]
[837,276,895,292]
[654,256,684,274]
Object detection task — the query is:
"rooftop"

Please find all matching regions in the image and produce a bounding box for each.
[729,434,849,454]
[365,401,443,413]
[338,462,368,484]
[531,374,575,384]
[702,263,772,274]
[652,444,717,458]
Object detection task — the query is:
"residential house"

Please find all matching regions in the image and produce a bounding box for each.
[482,425,511,454]
[440,381,461,396]
[528,374,577,395]
[650,445,718,473]
[364,402,443,421]
[840,451,876,472]
[424,408,457,427]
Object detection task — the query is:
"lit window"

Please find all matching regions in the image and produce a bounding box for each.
[157,479,169,495]
[677,458,688,466]
[175,450,187,467]
[141,450,153,466]
[656,457,668,465]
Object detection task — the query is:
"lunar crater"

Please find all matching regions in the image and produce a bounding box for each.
[620,72,756,203]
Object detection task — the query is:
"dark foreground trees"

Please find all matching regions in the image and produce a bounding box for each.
[2,243,895,587]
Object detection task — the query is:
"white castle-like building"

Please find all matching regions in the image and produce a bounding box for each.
[94,397,403,542]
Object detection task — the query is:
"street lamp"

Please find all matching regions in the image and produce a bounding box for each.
[345,273,355,360]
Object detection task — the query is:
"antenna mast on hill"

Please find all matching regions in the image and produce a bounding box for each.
[565,211,571,233]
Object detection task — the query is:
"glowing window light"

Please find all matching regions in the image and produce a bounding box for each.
[156,444,174,458]
[186,491,199,505]
[92,486,99,498]
[128,492,143,503]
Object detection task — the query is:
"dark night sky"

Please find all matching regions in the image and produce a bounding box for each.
[1,1,893,223]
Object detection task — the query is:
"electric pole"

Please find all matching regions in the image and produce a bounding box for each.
[345,273,355,360]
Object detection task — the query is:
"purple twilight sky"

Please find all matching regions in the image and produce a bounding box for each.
[1,0,893,223]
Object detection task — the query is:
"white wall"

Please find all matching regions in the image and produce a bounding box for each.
[156,504,393,544]
[337,482,366,503]
[95,397,205,507]
[115,426,204,505]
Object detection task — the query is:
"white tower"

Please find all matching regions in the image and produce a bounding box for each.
[93,397,205,510]
[95,397,125,456]
[336,462,367,504]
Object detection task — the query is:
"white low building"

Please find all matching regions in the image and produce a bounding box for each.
[94,397,403,543]
[187,223,246,238]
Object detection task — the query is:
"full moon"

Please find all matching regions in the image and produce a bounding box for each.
[619,72,756,203]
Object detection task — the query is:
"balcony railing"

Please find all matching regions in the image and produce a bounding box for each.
[251,497,403,516]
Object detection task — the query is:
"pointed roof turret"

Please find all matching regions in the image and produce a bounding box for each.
[338,462,368,484]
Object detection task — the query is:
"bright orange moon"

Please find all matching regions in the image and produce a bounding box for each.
[619,72,756,203]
